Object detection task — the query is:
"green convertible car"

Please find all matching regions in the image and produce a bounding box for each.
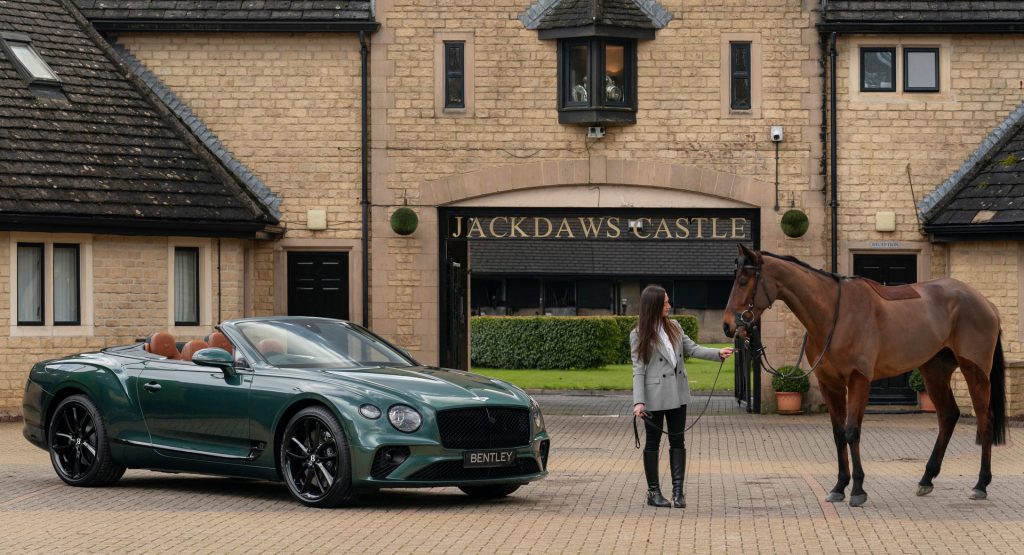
[22,317,550,507]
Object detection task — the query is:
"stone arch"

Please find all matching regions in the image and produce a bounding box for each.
[420,157,774,208]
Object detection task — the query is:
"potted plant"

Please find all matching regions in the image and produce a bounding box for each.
[771,366,809,414]
[908,369,934,413]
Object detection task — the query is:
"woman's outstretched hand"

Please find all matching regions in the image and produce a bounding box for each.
[633,403,646,418]
[719,347,734,360]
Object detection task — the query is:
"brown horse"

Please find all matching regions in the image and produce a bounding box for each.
[722,245,1007,506]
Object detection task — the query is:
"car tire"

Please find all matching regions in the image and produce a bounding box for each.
[47,394,126,487]
[458,484,521,499]
[279,406,353,508]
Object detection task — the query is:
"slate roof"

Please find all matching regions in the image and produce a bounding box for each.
[820,1,1024,32]
[0,0,279,236]
[521,0,672,31]
[918,102,1024,240]
[73,0,376,31]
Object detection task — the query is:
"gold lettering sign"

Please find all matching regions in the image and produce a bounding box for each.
[449,215,751,240]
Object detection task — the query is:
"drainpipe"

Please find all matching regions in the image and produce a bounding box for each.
[360,31,370,327]
[829,32,838,273]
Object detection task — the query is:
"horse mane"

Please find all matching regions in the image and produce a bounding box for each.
[760,251,849,281]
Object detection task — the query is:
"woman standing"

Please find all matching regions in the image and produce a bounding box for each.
[631,285,732,508]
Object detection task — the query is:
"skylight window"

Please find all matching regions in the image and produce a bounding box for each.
[1,32,60,86]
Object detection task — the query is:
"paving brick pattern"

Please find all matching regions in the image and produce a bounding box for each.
[1,393,1023,553]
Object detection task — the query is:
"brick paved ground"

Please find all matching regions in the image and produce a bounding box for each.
[2,393,1023,554]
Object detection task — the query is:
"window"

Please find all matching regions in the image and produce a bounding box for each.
[16,243,43,325]
[53,245,80,325]
[904,48,939,92]
[730,42,752,110]
[860,47,896,92]
[444,41,465,109]
[556,38,637,124]
[174,247,200,326]
[16,242,81,326]
[0,32,62,98]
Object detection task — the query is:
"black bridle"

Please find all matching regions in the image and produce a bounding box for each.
[733,258,843,380]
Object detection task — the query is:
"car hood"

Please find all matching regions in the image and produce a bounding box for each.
[321,365,529,408]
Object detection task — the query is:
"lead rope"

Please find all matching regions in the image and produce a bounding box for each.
[632,355,728,498]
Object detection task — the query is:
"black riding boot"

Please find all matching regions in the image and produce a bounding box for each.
[670,448,686,508]
[643,449,670,507]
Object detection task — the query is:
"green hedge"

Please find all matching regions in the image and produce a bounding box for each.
[470,315,699,369]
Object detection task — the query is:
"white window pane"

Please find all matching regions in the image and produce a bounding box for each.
[9,42,59,81]
[17,245,42,324]
[906,51,937,90]
[174,249,199,324]
[53,246,79,324]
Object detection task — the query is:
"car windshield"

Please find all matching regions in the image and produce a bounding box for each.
[235,319,414,369]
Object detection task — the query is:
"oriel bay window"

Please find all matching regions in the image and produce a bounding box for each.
[557,37,637,124]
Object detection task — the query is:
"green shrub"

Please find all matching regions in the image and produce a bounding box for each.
[771,366,810,393]
[908,368,925,392]
[611,315,700,364]
[471,316,620,369]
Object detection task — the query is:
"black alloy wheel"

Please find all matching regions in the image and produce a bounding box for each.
[48,395,125,486]
[280,406,353,508]
[458,484,521,499]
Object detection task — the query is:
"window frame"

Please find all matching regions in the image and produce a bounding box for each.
[729,41,752,110]
[556,37,638,124]
[52,243,81,326]
[16,242,45,326]
[443,40,465,109]
[173,246,201,327]
[860,47,897,92]
[903,47,940,93]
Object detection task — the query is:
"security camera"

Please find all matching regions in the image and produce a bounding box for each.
[587,126,606,139]
[770,125,784,142]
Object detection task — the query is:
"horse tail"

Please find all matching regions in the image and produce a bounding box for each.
[989,333,1008,446]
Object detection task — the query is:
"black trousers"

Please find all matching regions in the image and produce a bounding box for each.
[643,404,687,451]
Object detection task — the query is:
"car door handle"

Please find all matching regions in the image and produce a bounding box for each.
[143,382,162,392]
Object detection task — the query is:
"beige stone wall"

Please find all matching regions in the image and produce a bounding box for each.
[0,234,248,417]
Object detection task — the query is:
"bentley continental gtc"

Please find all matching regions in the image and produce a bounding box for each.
[22,317,550,507]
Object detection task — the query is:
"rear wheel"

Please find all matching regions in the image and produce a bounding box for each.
[458,484,521,499]
[279,406,353,508]
[48,395,125,486]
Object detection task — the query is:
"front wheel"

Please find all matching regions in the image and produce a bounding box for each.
[458,484,521,499]
[279,406,353,508]
[48,395,125,486]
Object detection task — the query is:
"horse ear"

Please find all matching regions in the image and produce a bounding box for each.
[738,243,756,262]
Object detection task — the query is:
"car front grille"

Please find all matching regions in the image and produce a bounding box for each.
[435,407,531,449]
[407,458,541,481]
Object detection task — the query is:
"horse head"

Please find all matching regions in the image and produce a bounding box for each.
[722,244,772,338]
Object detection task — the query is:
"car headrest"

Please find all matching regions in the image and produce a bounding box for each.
[181,340,210,361]
[146,332,180,360]
[258,338,285,356]
[205,331,234,355]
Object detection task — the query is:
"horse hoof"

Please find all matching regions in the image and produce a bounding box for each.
[916,485,933,497]
[849,493,868,507]
[825,492,845,503]
[970,489,987,500]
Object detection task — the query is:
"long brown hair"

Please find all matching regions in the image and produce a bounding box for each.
[635,284,679,364]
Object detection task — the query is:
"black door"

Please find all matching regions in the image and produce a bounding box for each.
[288,252,349,320]
[853,253,917,405]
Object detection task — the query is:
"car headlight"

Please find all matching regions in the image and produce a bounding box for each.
[387,404,422,433]
[530,397,545,433]
[359,404,381,419]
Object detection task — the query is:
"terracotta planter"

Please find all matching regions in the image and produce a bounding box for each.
[918,391,936,413]
[775,392,803,414]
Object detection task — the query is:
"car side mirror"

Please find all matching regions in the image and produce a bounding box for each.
[192,347,237,378]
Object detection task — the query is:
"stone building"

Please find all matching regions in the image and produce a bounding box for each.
[2,0,1023,418]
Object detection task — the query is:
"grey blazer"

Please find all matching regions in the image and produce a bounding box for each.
[631,321,722,412]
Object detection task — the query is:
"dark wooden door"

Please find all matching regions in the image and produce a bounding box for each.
[287,252,349,320]
[853,253,917,405]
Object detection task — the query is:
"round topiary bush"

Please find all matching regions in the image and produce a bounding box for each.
[780,209,809,238]
[390,207,418,236]
[908,368,926,392]
[771,366,810,393]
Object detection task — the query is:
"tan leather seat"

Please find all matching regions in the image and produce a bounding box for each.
[181,339,210,361]
[258,338,285,357]
[206,331,234,355]
[144,332,180,360]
